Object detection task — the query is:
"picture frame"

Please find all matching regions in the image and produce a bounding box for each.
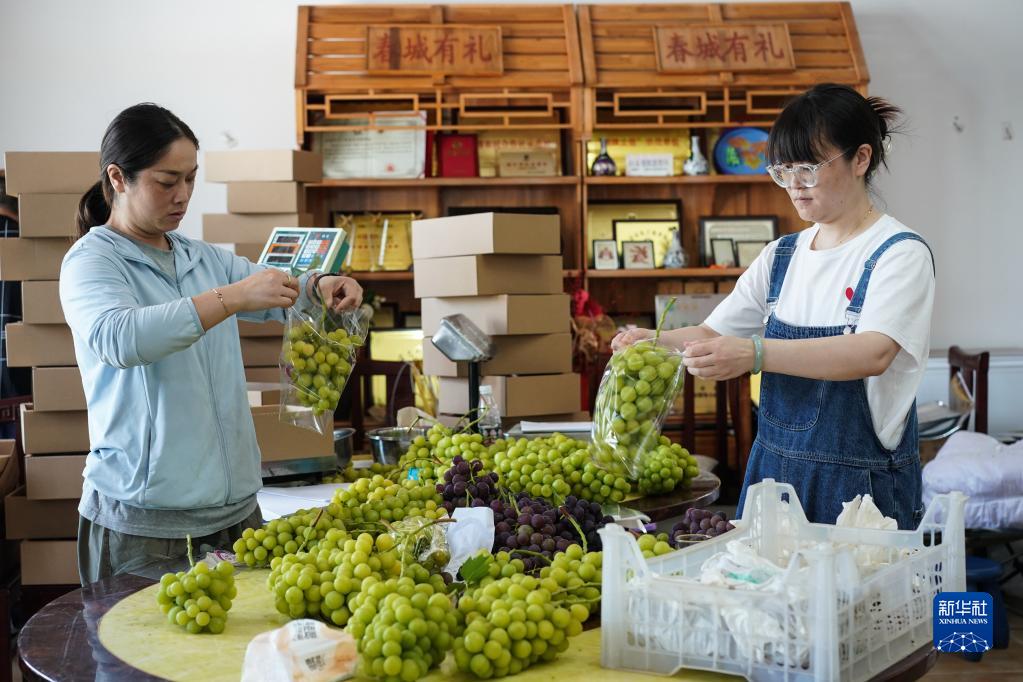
[613,219,680,269]
[735,239,769,268]
[698,215,778,267]
[622,240,656,269]
[592,239,620,270]
[710,238,737,267]
[333,210,419,272]
[401,312,422,329]
[586,199,682,266]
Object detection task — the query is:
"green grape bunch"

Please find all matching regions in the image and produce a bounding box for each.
[156,537,237,635]
[592,339,685,479]
[282,319,363,417]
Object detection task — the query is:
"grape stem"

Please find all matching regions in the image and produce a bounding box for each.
[507,549,552,565]
[296,508,325,554]
[186,534,194,569]
[654,296,677,344]
[557,507,588,554]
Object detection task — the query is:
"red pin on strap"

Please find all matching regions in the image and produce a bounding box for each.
[845,287,854,301]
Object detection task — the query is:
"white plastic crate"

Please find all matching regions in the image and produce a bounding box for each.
[599,479,966,682]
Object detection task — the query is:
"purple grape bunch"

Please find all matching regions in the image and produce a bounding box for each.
[670,507,735,547]
[492,493,614,572]
[436,455,500,514]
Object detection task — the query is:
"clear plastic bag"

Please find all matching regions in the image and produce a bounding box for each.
[388,516,452,574]
[591,339,685,478]
[279,299,366,435]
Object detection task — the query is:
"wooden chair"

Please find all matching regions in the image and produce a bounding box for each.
[679,375,754,502]
[948,345,990,434]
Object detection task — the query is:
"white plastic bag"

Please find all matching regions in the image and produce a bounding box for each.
[241,619,357,682]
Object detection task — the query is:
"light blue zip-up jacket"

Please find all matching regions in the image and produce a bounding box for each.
[59,226,311,510]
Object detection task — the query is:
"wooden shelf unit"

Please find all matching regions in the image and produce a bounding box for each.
[295,2,868,319]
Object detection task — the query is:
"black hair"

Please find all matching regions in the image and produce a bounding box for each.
[767,83,902,187]
[77,103,199,238]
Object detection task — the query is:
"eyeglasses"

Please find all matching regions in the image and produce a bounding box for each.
[766,147,852,188]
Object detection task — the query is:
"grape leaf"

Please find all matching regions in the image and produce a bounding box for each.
[458,552,492,586]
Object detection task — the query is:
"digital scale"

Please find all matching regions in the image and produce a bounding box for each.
[256,227,350,274]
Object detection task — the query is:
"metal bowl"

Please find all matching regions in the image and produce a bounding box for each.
[333,427,355,469]
[366,426,429,466]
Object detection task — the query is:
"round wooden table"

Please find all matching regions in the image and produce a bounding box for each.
[20,567,936,682]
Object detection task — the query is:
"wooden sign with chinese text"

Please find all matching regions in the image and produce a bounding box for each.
[653,24,794,73]
[366,26,503,76]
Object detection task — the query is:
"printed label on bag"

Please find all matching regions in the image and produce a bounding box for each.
[933,592,993,653]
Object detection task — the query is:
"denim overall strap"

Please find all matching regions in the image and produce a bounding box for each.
[763,233,800,325]
[843,232,934,334]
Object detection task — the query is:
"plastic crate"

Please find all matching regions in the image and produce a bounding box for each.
[599,479,966,681]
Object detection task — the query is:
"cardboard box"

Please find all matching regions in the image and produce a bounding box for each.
[205,150,323,183]
[238,320,285,337]
[421,294,569,336]
[32,367,86,411]
[25,454,87,500]
[21,404,89,455]
[411,213,560,259]
[0,238,71,281]
[202,213,314,244]
[241,337,281,366]
[21,280,64,324]
[247,382,283,407]
[250,406,333,462]
[6,323,76,367]
[438,373,580,418]
[0,440,20,501]
[414,255,562,298]
[245,366,280,383]
[17,194,79,238]
[20,541,79,585]
[226,182,305,214]
[5,486,79,539]
[423,333,572,377]
[3,152,99,195]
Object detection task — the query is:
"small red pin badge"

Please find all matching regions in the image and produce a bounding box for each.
[845,287,854,301]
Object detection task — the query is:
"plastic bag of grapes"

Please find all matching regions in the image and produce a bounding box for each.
[279,299,366,435]
[591,300,686,478]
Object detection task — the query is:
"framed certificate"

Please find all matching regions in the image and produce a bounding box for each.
[314,112,427,179]
[333,211,419,271]
[710,238,736,267]
[698,215,778,267]
[735,239,769,267]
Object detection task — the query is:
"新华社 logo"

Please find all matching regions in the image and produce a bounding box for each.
[933,592,993,653]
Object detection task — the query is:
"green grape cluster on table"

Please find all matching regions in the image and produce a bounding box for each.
[349,574,457,681]
[282,321,363,417]
[156,559,236,634]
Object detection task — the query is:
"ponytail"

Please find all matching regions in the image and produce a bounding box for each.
[76,180,111,238]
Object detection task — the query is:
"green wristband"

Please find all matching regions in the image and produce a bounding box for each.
[751,335,764,375]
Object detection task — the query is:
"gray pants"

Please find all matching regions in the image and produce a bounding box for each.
[77,508,263,586]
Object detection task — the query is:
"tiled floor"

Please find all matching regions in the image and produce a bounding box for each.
[922,609,1023,679]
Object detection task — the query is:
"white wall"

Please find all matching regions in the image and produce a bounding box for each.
[2,0,1021,352]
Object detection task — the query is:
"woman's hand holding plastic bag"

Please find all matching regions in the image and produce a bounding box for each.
[279,278,367,435]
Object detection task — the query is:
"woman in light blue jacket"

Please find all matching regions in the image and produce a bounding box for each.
[62,103,362,584]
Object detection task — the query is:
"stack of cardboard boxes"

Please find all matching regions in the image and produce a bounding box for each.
[412,213,580,425]
[201,150,322,384]
[3,151,97,585]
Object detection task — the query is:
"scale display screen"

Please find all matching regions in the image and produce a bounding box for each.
[257,227,349,274]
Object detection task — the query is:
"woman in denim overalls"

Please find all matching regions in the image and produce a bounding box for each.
[613,84,935,529]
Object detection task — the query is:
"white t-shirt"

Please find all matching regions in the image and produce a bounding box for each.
[704,214,935,450]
